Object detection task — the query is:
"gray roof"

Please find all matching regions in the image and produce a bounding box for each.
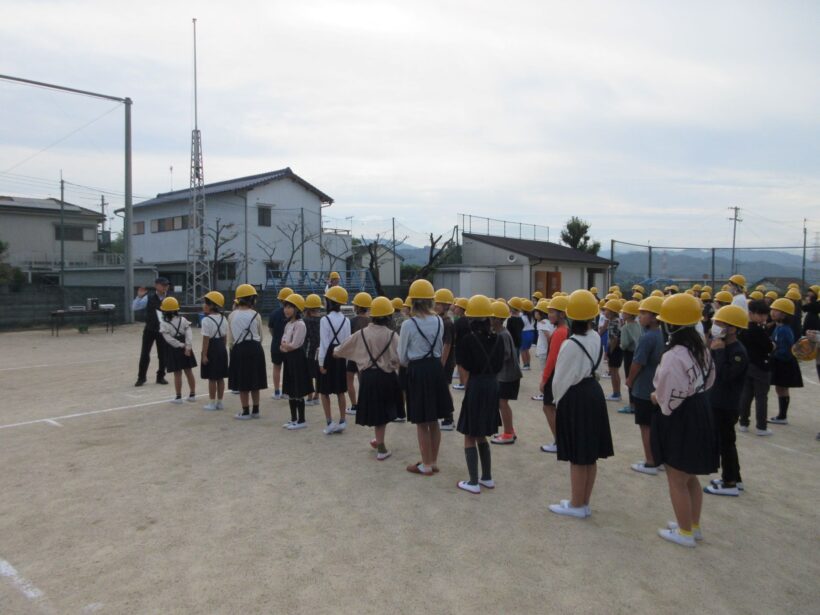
[134,168,334,208]
[463,233,615,266]
[0,195,105,219]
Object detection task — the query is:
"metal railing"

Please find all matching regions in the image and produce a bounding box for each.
[458,213,550,243]
[18,252,125,269]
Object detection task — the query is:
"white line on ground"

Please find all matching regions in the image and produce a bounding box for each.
[0,557,45,600]
[0,395,208,431]
[0,357,123,373]
[43,419,63,428]
[763,441,815,458]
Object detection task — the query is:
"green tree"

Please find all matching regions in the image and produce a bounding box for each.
[560,216,601,255]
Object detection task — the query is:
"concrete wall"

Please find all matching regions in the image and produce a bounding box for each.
[63,266,157,287]
[433,267,496,298]
[0,210,100,268]
[0,286,126,330]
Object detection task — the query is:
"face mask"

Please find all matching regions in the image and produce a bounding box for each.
[711,324,725,339]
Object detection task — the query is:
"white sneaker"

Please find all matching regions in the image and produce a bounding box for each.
[234,412,252,420]
[440,420,456,431]
[170,397,183,405]
[393,417,407,423]
[271,391,282,400]
[230,390,240,395]
[710,479,744,491]
[631,462,659,476]
[605,393,623,402]
[548,501,587,518]
[531,394,544,401]
[768,417,788,425]
[540,443,558,453]
[452,384,466,390]
[522,365,531,371]
[658,528,696,548]
[561,499,590,517]
[457,481,480,494]
[203,402,218,411]
[346,406,357,416]
[281,393,289,400]
[335,420,347,433]
[756,428,773,437]
[323,421,339,435]
[738,425,749,433]
[376,450,392,461]
[282,421,295,428]
[704,484,740,497]
[216,401,224,410]
[185,395,197,403]
[287,422,307,430]
[478,478,495,489]
[667,521,703,541]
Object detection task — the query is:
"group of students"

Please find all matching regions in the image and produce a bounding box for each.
[149,273,817,549]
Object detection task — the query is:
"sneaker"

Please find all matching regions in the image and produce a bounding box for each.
[540,443,558,453]
[156,377,169,385]
[282,421,295,428]
[134,379,146,387]
[376,450,392,461]
[561,499,590,517]
[605,393,622,402]
[657,528,696,548]
[704,484,740,497]
[346,406,357,416]
[230,390,240,395]
[478,478,495,489]
[216,401,224,410]
[531,394,544,401]
[406,463,434,476]
[631,462,659,475]
[203,402,219,411]
[710,479,744,491]
[452,384,466,390]
[755,428,773,437]
[440,419,455,431]
[281,393,289,400]
[768,416,788,425]
[522,365,531,371]
[548,501,587,518]
[667,521,703,541]
[306,398,320,406]
[323,421,339,435]
[271,390,282,400]
[393,417,407,423]
[617,405,634,414]
[335,421,347,433]
[491,433,517,445]
[457,481,480,494]
[251,412,260,419]
[186,395,197,403]
[234,412,252,420]
[287,422,307,430]
[170,397,183,405]
[738,425,749,433]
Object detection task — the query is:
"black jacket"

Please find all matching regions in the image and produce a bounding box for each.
[455,331,504,375]
[802,299,820,333]
[144,292,164,332]
[506,316,524,349]
[739,323,773,372]
[709,340,749,410]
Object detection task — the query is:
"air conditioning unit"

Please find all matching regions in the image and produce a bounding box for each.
[507,253,518,263]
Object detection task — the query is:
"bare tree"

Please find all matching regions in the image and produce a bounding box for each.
[207,218,238,287]
[361,233,407,296]
[413,227,458,281]
[318,233,353,272]
[277,220,319,276]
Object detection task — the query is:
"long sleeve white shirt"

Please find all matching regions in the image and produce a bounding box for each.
[552,332,602,405]
[319,311,351,365]
[159,316,193,350]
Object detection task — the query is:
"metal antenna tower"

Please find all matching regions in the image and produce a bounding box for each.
[727,205,742,273]
[186,17,210,304]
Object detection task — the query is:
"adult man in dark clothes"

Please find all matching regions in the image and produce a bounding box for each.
[133,277,171,386]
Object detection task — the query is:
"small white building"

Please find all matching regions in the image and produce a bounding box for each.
[436,232,614,297]
[130,168,336,291]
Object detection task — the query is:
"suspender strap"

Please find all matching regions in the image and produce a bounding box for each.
[569,336,603,377]
[204,315,225,339]
[410,317,440,358]
[325,314,344,346]
[361,330,395,371]
[239,311,257,343]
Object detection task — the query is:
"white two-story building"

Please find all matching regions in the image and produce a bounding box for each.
[131,168,337,291]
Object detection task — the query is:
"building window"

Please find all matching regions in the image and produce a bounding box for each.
[134,221,145,235]
[150,215,189,233]
[55,225,89,241]
[216,262,236,280]
[258,206,272,227]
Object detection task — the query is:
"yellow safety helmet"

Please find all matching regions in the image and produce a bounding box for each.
[277,286,294,301]
[621,300,640,316]
[702,285,713,293]
[403,297,413,308]
[567,290,600,321]
[770,298,795,316]
[700,291,712,301]
[589,287,599,295]
[548,295,569,313]
[325,286,349,305]
[508,297,524,311]
[532,291,544,300]
[305,294,323,309]
[369,296,395,318]
[787,282,799,289]
[352,292,373,308]
[391,297,404,310]
[754,284,766,292]
[235,283,257,299]
[465,294,493,318]
[638,296,664,315]
[534,298,551,314]
[598,299,607,307]
[692,284,702,291]
[632,291,644,301]
[729,274,746,288]
[491,300,511,320]
[328,271,341,280]
[552,291,563,298]
[609,285,620,293]
[522,299,535,312]
[612,290,623,299]
[749,291,764,301]
[658,293,702,327]
[407,279,435,300]
[434,288,455,305]
[765,291,778,301]
[160,296,180,312]
[605,293,618,301]
[454,297,469,311]
[721,284,731,292]
[785,288,801,301]
[283,293,305,312]
[809,284,820,295]
[632,284,645,294]
[604,299,624,313]
[714,291,733,305]
[203,291,225,307]
[650,289,664,298]
[714,305,749,329]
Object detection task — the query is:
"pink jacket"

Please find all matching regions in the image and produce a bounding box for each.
[652,345,715,416]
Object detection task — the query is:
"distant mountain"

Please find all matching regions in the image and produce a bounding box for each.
[396,245,431,266]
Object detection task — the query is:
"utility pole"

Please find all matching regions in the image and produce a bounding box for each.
[100,195,107,233]
[392,217,397,286]
[300,207,305,269]
[648,242,653,279]
[801,218,807,286]
[728,206,742,274]
[60,172,65,292]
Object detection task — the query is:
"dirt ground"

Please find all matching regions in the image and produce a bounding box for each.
[0,323,818,615]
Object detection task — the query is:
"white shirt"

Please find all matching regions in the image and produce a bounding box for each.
[319,311,351,365]
[552,332,602,405]
[536,320,553,358]
[522,313,534,332]
[282,320,307,350]
[159,315,193,350]
[732,294,748,311]
[201,314,227,339]
[227,309,264,346]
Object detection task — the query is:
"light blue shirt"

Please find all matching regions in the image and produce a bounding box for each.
[399,315,443,365]
[132,291,166,311]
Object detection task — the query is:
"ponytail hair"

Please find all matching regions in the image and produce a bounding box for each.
[665,324,709,374]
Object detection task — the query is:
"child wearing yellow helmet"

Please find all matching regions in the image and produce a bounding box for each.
[489,300,522,445]
[738,300,774,436]
[302,295,323,407]
[318,286,352,434]
[603,300,625,404]
[506,298,525,363]
[434,289,457,430]
[618,301,642,415]
[228,284,267,419]
[768,298,803,425]
[539,296,570,453]
[345,293,373,419]
[278,295,314,430]
[200,292,228,411]
[452,298,471,391]
[268,286,294,401]
[333,298,401,460]
[519,299,536,371]
[159,296,197,404]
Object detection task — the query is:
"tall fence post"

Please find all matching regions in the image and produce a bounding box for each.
[648,245,653,279]
[711,248,716,288]
[610,239,616,283]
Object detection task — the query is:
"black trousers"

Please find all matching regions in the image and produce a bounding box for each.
[739,367,770,430]
[138,328,167,380]
[715,405,741,484]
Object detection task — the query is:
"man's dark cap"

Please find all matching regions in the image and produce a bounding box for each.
[155,277,170,285]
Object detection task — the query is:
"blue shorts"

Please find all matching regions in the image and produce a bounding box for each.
[520,330,536,351]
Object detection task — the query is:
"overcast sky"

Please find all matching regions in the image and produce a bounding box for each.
[1,1,818,251]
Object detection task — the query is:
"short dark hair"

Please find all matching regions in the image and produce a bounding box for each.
[371,315,391,327]
[326,299,341,312]
[748,299,770,315]
[570,319,591,335]
[203,298,221,312]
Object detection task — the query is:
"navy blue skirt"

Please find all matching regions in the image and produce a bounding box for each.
[556,377,613,464]
[651,392,718,475]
